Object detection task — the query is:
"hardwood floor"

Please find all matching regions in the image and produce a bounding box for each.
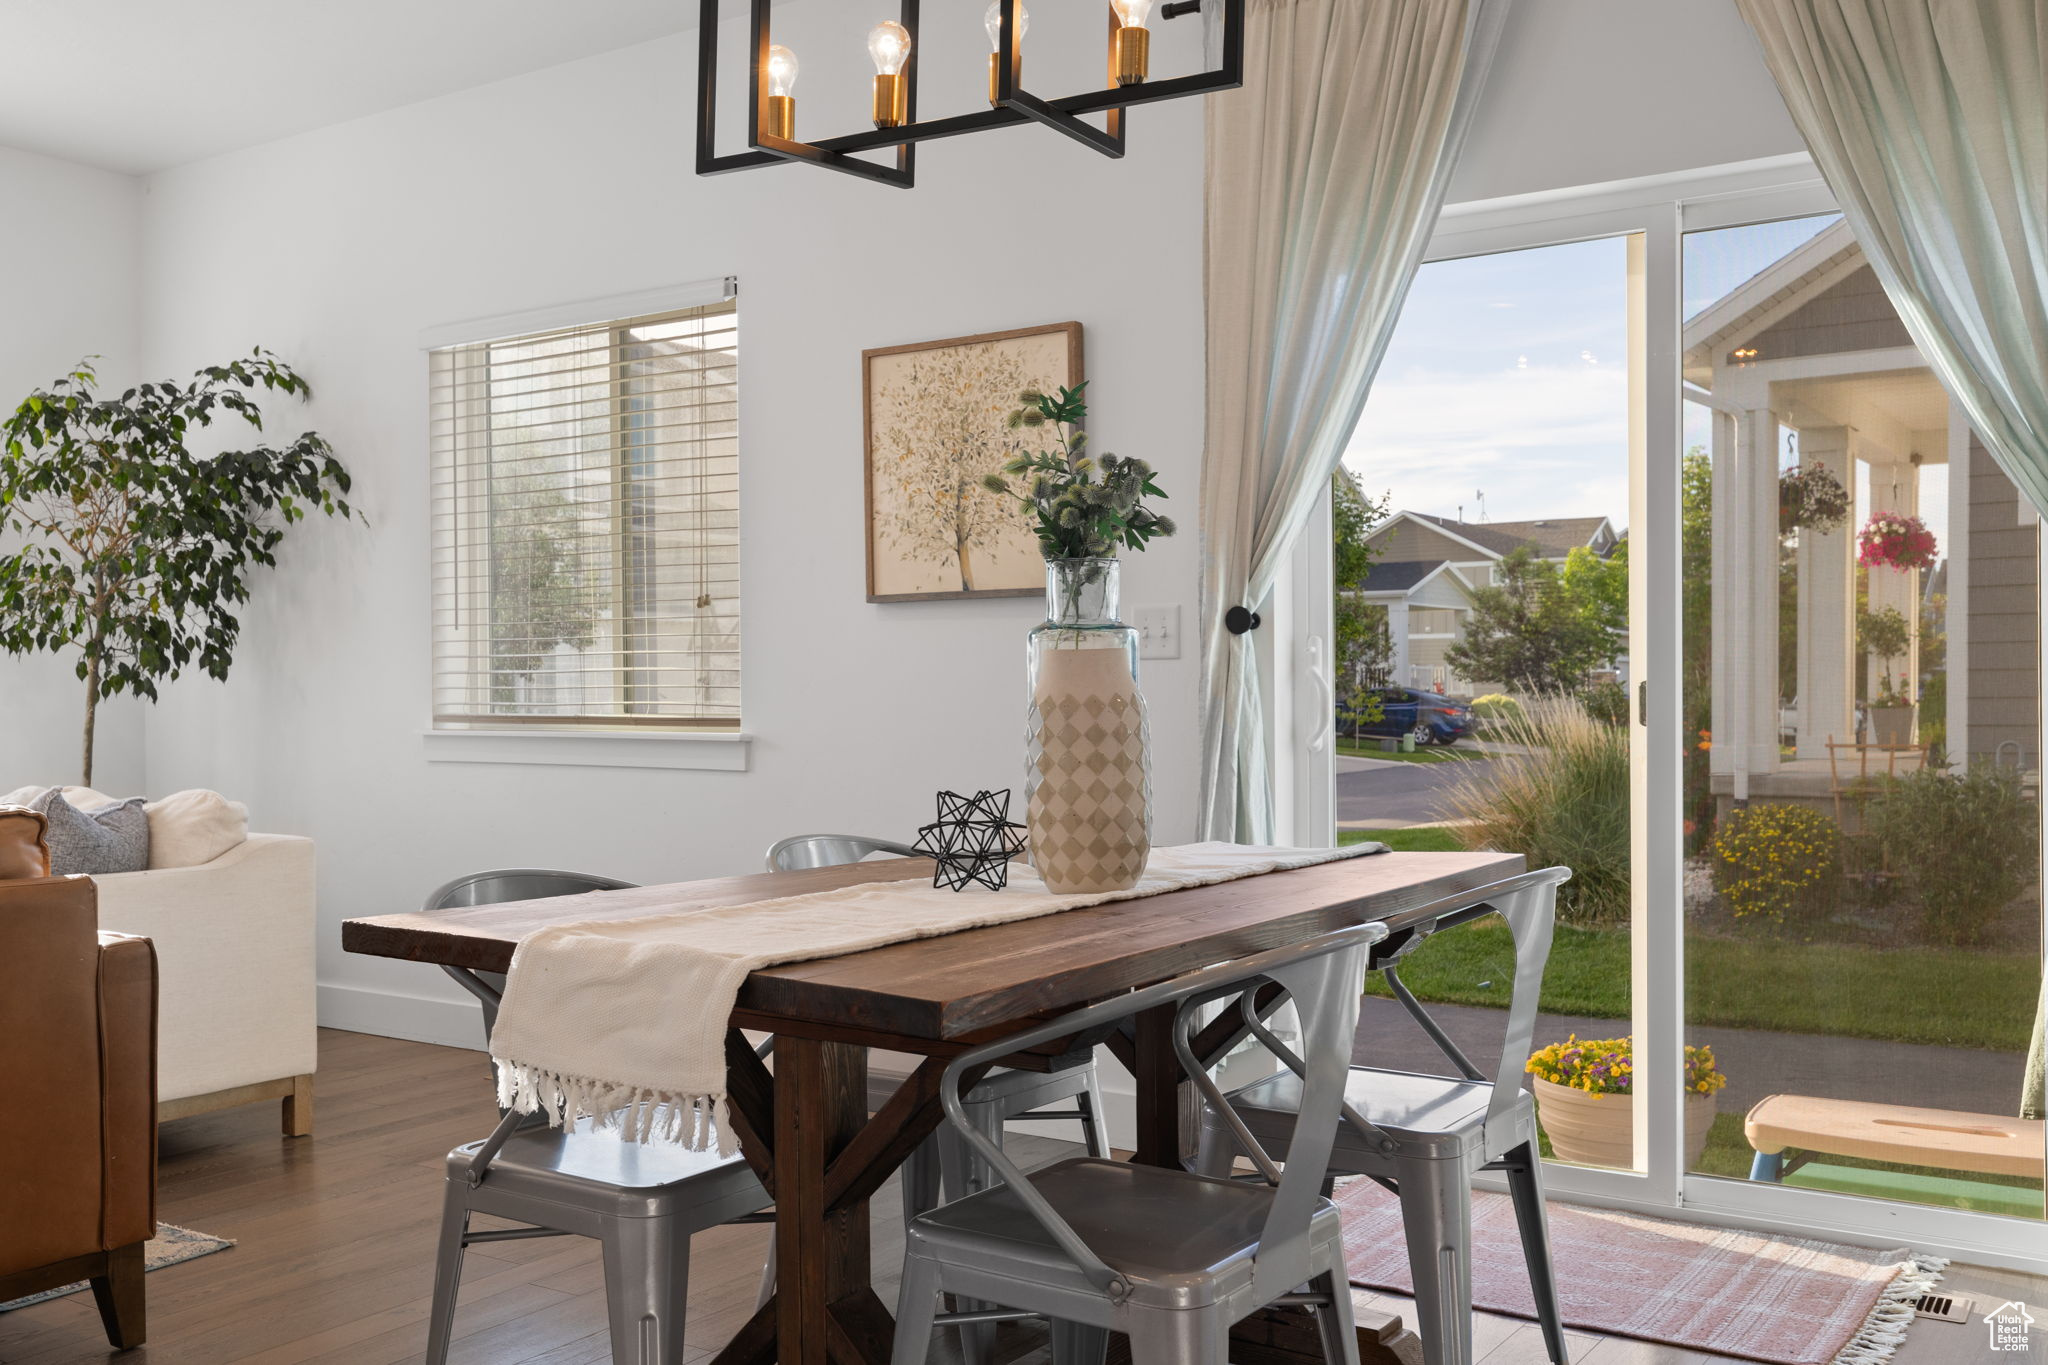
[0,1028,2039,1365]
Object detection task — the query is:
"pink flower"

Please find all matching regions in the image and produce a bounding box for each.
[1856,512,1938,571]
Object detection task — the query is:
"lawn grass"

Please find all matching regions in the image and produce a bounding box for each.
[1362,916,2039,1052]
[1339,827,1467,852]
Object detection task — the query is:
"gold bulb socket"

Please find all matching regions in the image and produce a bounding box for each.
[872,72,908,128]
[764,94,795,140]
[1112,24,1149,86]
[988,51,1000,105]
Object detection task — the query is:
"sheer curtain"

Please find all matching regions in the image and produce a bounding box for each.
[1732,0,2047,1124]
[1197,0,1504,842]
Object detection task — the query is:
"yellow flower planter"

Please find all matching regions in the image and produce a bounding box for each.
[1532,1076,1716,1169]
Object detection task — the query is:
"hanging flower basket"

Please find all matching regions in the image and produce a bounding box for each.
[1778,465,1850,534]
[1856,511,1938,572]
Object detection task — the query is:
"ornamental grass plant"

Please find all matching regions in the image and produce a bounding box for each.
[1439,697,1628,926]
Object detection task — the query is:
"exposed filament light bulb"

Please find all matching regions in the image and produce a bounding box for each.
[1109,0,1153,85]
[765,44,799,97]
[867,21,912,128]
[984,1,1029,104]
[763,44,799,139]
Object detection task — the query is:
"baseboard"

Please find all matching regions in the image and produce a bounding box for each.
[317,982,486,1051]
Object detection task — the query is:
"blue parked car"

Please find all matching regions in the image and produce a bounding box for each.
[1343,687,1476,746]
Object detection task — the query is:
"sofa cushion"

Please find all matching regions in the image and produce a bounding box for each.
[0,808,50,880]
[31,790,150,876]
[146,789,250,869]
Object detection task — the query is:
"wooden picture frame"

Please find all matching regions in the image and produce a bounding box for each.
[863,321,1084,603]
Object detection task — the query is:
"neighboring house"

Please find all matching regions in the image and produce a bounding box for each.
[1687,218,2037,812]
[1352,509,1620,694]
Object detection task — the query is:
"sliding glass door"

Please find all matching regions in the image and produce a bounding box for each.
[1339,230,1650,1174]
[1682,213,2045,1223]
[1306,161,2047,1267]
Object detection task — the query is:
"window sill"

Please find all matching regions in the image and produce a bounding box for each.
[420,729,751,772]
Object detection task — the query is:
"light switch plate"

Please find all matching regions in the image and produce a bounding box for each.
[1133,605,1181,659]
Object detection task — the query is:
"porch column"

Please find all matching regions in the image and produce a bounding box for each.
[1796,426,1855,758]
[1386,600,1410,688]
[1710,407,1782,789]
[1864,454,1921,705]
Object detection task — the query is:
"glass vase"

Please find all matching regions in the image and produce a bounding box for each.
[1025,557,1152,893]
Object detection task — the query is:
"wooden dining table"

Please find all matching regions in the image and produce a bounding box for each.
[342,847,1522,1365]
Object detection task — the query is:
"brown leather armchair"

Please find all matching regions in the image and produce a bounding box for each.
[0,806,159,1348]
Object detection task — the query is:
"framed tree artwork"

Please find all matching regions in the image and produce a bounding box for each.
[863,321,1083,602]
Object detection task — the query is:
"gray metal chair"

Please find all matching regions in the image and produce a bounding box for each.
[427,868,637,1041]
[890,909,1394,1365]
[764,835,1113,1364]
[422,868,774,1365]
[428,1108,769,1365]
[1193,866,1573,1365]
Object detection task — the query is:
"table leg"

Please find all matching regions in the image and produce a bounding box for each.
[1130,1004,1186,1168]
[713,1038,965,1365]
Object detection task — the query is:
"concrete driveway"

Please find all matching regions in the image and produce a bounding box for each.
[1336,751,1499,827]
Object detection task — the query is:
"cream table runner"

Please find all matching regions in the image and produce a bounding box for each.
[490,841,1381,1151]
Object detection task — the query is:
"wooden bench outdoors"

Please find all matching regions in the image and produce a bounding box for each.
[1746,1094,2046,1217]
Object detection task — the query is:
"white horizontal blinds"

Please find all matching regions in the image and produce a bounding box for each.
[430,300,740,729]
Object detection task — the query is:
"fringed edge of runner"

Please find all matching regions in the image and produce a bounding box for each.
[1830,1254,1949,1365]
[495,1058,735,1155]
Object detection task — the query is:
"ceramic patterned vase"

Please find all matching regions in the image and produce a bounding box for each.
[1025,558,1151,894]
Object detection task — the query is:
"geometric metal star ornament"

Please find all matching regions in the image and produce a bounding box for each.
[912,789,1029,892]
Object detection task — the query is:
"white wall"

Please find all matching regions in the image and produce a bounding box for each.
[1449,0,1801,203]
[136,20,1210,1041]
[105,0,1808,1044]
[0,145,148,794]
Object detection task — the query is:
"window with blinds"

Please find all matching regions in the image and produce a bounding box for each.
[430,298,740,730]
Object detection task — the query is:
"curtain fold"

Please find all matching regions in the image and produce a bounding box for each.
[1733,0,2048,523]
[1196,0,1503,842]
[1732,0,2048,1125]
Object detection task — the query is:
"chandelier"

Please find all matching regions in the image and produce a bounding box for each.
[695,0,1242,188]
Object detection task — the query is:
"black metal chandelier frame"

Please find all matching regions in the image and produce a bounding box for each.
[695,0,1243,188]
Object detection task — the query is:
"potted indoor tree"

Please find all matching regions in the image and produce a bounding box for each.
[1858,605,1916,745]
[0,353,356,783]
[1526,1035,1725,1168]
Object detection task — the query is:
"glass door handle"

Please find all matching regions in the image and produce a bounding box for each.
[1307,634,1333,755]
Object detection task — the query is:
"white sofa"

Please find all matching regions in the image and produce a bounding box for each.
[93,833,319,1134]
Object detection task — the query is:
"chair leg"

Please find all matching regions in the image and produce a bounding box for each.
[1394,1157,1475,1365]
[1192,1105,1239,1179]
[1127,1306,1230,1364]
[423,1184,471,1365]
[88,1240,147,1350]
[1311,1269,1362,1365]
[890,1252,944,1365]
[754,1235,775,1313]
[1051,1318,1112,1365]
[599,1217,690,1365]
[938,1101,1004,1365]
[1501,1142,1568,1365]
[900,1132,943,1223]
[1078,1065,1113,1160]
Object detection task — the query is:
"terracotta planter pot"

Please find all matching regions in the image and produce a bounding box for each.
[1868,703,1914,746]
[1531,1076,1716,1169]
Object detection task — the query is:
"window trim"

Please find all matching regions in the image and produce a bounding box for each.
[423,278,742,741]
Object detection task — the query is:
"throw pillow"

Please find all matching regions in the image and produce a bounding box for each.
[0,785,48,808]
[30,790,151,876]
[145,789,250,869]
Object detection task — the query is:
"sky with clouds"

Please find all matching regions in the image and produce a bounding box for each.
[1337,213,1931,539]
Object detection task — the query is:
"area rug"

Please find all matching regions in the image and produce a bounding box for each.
[0,1225,234,1313]
[1337,1180,1944,1365]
